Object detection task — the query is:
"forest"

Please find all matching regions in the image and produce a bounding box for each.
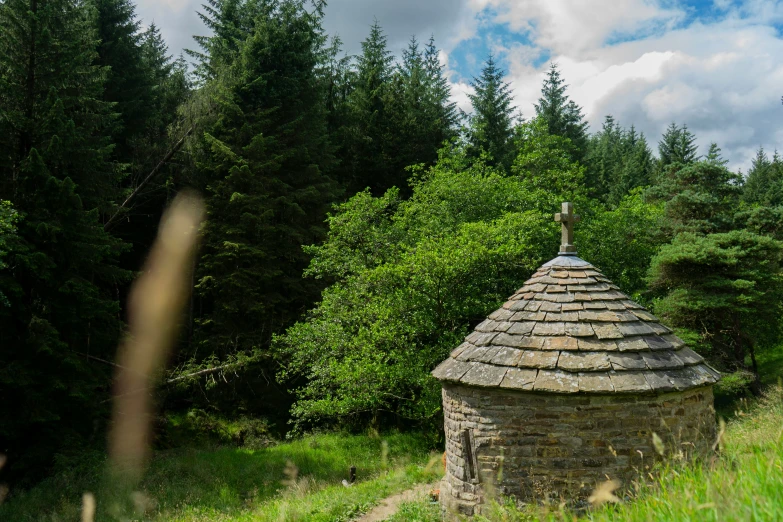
[0,0,782,518]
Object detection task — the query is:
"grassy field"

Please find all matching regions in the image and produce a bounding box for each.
[0,432,443,521]
[2,388,781,521]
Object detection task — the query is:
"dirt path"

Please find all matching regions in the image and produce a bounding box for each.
[354,482,436,522]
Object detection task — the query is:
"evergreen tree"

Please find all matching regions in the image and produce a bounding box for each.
[657,122,699,171]
[743,147,773,204]
[647,158,742,235]
[91,0,154,163]
[534,63,588,162]
[191,0,264,79]
[322,35,354,137]
[383,37,428,182]
[140,23,191,139]
[650,230,783,394]
[340,19,396,194]
[105,22,192,281]
[766,150,783,206]
[585,115,623,198]
[586,117,654,204]
[467,54,515,169]
[609,126,654,205]
[0,0,128,479]
[321,35,354,189]
[381,36,458,193]
[193,0,339,365]
[705,142,729,167]
[423,35,459,141]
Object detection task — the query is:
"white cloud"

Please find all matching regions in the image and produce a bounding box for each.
[133,0,783,173]
[477,0,685,57]
[470,0,783,172]
[451,81,476,115]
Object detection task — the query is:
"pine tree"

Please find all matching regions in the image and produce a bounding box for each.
[705,142,729,167]
[193,0,339,364]
[0,0,129,479]
[650,230,783,394]
[91,0,155,162]
[381,36,458,192]
[106,22,192,277]
[321,35,354,189]
[343,19,396,193]
[467,54,515,169]
[534,63,588,162]
[191,0,264,79]
[423,35,459,140]
[322,35,354,136]
[743,147,772,204]
[383,36,428,183]
[647,158,742,234]
[585,115,623,198]
[767,151,783,206]
[141,23,191,137]
[608,126,654,205]
[657,122,699,171]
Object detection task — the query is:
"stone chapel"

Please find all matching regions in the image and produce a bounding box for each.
[432,202,719,519]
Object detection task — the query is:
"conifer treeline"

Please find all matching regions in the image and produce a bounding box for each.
[0,0,780,481]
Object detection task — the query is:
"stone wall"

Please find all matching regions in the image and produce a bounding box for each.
[441,383,716,519]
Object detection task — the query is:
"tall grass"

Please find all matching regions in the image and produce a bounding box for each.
[0,432,441,520]
[345,385,783,522]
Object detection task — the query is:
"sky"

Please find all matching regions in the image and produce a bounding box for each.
[135,0,783,173]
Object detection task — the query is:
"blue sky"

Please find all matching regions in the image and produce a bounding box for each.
[136,0,783,172]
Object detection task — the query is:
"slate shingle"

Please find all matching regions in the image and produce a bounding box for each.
[433,255,719,393]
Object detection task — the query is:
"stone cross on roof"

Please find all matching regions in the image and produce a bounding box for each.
[555,202,580,255]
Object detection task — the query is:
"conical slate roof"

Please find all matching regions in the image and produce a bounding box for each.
[432,254,720,394]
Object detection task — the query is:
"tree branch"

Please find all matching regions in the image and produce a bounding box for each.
[104,127,194,232]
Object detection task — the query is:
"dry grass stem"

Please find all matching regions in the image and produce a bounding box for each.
[81,492,95,522]
[712,418,727,452]
[652,432,665,457]
[108,192,205,482]
[588,479,621,507]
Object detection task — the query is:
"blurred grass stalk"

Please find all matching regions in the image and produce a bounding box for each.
[108,192,205,485]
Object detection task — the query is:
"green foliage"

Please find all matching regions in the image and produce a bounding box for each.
[579,191,667,299]
[0,0,130,480]
[511,116,587,211]
[647,158,742,234]
[648,230,783,386]
[333,25,457,195]
[339,19,396,193]
[277,133,596,429]
[736,204,783,240]
[91,0,152,159]
[656,122,699,172]
[192,0,339,364]
[386,497,442,521]
[467,54,516,170]
[534,63,589,162]
[0,201,20,306]
[743,147,783,206]
[163,409,272,449]
[382,36,459,194]
[585,116,654,204]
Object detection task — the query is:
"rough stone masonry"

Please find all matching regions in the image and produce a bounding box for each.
[432,202,719,519]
